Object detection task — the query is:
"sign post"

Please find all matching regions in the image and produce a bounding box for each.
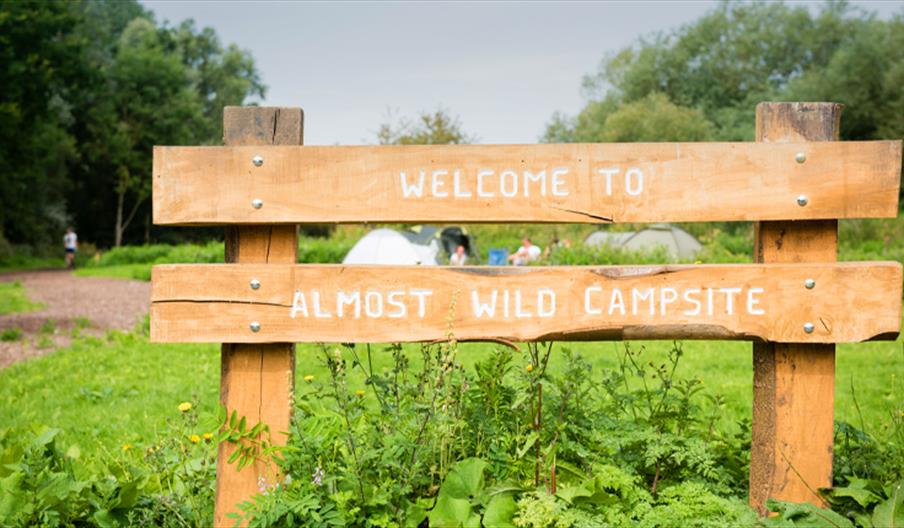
[149,103,902,524]
[750,102,842,513]
[214,107,302,526]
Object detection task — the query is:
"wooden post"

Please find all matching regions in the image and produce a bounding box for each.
[750,102,841,514]
[214,107,302,526]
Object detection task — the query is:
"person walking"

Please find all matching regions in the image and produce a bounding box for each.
[63,227,78,269]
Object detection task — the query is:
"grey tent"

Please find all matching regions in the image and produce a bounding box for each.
[584,224,702,261]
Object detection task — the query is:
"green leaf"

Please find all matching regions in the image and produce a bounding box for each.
[482,493,516,527]
[438,458,487,501]
[830,486,881,508]
[516,432,539,459]
[556,484,594,505]
[765,499,855,527]
[428,494,474,527]
[114,481,140,510]
[872,482,904,528]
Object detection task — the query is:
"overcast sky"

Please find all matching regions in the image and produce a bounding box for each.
[142,1,902,145]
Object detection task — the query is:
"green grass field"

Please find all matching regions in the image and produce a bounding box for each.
[0,328,900,457]
[0,281,45,315]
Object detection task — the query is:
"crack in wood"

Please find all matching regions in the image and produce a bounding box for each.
[549,206,613,223]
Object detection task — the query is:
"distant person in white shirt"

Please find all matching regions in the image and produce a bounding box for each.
[63,227,77,269]
[508,237,542,266]
[450,245,467,266]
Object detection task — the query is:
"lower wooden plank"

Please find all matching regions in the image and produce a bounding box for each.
[150,263,901,344]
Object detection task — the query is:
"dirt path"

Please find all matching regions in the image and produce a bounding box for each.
[0,270,150,368]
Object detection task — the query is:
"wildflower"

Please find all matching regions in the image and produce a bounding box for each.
[303,375,314,382]
[121,443,132,451]
[526,364,534,373]
[355,389,366,397]
[202,432,213,441]
[189,434,200,443]
[312,466,324,486]
[284,474,293,485]
[178,402,192,413]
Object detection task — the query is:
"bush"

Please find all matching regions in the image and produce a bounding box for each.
[86,242,224,268]
[230,342,756,526]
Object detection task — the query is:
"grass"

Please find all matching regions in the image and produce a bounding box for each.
[0,281,45,315]
[74,263,152,281]
[0,328,900,458]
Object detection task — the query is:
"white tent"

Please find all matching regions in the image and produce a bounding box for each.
[585,224,702,261]
[342,228,439,265]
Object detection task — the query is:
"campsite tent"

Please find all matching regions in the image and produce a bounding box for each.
[400,225,475,257]
[584,224,702,261]
[343,228,439,265]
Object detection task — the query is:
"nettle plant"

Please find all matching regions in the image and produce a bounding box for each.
[229,340,758,527]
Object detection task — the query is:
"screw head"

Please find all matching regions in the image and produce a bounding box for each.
[250,279,261,290]
[804,278,816,289]
[252,155,264,167]
[250,321,261,333]
[251,199,263,209]
[797,195,808,207]
[795,152,807,164]
[803,322,815,334]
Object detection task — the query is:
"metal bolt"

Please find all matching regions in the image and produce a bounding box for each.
[250,321,261,333]
[795,152,806,164]
[252,155,264,167]
[251,199,263,209]
[250,279,261,290]
[804,278,816,289]
[803,322,815,334]
[797,195,808,207]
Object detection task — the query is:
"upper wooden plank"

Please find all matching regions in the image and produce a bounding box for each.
[152,141,901,225]
[150,262,902,344]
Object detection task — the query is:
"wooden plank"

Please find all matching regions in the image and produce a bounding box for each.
[149,262,901,344]
[152,141,901,225]
[214,107,301,527]
[750,102,840,515]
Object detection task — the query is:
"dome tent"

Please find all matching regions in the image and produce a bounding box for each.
[584,224,702,261]
[343,228,439,265]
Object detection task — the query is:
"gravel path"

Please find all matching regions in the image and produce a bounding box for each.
[0,270,150,368]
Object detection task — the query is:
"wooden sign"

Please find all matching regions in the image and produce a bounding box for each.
[152,141,901,225]
[150,262,902,344]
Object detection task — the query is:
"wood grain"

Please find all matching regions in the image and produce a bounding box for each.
[152,141,901,225]
[149,262,901,344]
[750,102,840,514]
[214,107,301,527]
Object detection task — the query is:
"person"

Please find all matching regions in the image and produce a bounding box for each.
[543,236,572,259]
[63,227,78,269]
[508,237,541,266]
[449,245,467,266]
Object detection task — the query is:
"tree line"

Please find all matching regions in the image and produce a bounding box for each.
[0,0,264,250]
[1,1,901,252]
[543,2,904,146]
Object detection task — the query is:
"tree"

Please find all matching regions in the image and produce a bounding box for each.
[547,2,904,144]
[0,0,268,248]
[377,108,475,145]
[107,18,202,246]
[0,1,89,246]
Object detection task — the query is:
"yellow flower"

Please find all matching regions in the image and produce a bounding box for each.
[202,432,213,441]
[178,402,192,413]
[526,364,534,373]
[121,443,132,451]
[189,434,201,443]
[355,389,366,397]
[303,375,314,382]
